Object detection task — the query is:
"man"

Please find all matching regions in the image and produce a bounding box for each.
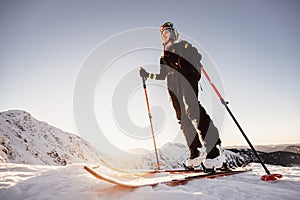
[139,22,223,169]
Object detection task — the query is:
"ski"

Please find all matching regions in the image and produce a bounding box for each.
[84,165,251,188]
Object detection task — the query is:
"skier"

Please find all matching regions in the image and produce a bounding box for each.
[139,22,224,169]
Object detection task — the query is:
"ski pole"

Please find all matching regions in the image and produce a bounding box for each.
[200,66,282,181]
[142,77,161,170]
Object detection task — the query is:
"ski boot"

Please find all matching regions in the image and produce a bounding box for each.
[184,147,207,170]
[203,145,225,171]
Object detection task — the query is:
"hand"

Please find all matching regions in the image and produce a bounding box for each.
[139,67,149,78]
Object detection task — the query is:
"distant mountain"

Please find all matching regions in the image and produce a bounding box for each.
[283,145,300,154]
[226,148,300,167]
[0,110,110,165]
[1,110,299,169]
[111,142,300,170]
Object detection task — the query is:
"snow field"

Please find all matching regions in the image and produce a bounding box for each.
[1,163,299,200]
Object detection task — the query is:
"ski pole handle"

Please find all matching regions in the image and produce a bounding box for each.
[142,77,152,117]
[142,77,147,89]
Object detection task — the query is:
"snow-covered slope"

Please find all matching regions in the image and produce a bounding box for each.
[0,110,248,170]
[0,110,108,165]
[0,110,299,170]
[0,163,299,200]
[0,110,300,199]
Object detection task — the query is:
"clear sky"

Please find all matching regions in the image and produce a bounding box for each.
[1,0,299,153]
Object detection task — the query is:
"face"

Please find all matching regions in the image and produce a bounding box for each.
[161,29,171,45]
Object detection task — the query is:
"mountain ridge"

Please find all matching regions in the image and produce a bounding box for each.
[0,110,108,165]
[1,110,299,169]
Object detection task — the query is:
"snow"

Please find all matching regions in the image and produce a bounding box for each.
[1,110,300,199]
[0,110,111,166]
[0,163,299,200]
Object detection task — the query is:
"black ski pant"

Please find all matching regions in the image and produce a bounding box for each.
[168,86,221,159]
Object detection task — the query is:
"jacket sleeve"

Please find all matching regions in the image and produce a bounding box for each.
[147,56,168,80]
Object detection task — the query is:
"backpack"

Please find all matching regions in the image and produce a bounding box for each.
[174,40,202,81]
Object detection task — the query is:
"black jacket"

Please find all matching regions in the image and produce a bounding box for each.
[155,40,202,94]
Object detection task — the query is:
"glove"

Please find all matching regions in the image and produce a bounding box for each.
[139,67,149,78]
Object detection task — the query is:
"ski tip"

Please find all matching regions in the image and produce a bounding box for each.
[261,173,283,181]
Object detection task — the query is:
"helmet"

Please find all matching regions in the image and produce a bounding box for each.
[160,21,179,41]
